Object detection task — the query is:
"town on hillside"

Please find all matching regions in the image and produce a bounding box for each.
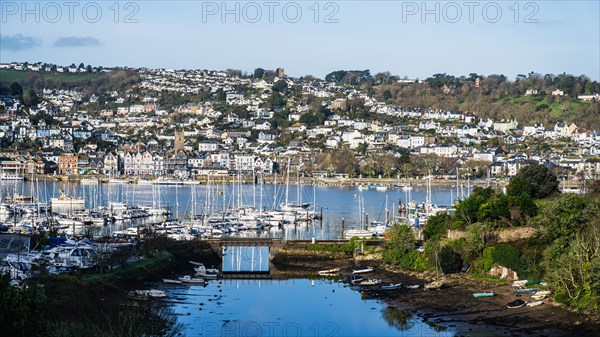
[0,62,599,187]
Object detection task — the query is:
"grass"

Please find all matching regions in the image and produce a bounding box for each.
[0,69,100,84]
[470,273,510,284]
[303,243,356,253]
[83,251,174,285]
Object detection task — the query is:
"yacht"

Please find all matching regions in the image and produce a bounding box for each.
[50,195,85,207]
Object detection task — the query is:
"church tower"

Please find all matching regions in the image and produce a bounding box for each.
[174,129,185,152]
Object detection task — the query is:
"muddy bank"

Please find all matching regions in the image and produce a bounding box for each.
[271,247,599,337]
[354,264,599,337]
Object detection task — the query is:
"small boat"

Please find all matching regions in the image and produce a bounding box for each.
[358,278,382,286]
[524,280,543,286]
[506,299,527,308]
[531,294,546,300]
[190,261,219,279]
[512,280,528,287]
[527,300,544,307]
[425,281,444,290]
[534,290,551,296]
[178,275,207,285]
[348,275,365,284]
[318,268,340,276]
[50,195,85,206]
[380,283,402,290]
[473,292,496,297]
[163,278,183,284]
[128,289,166,299]
[404,284,420,289]
[80,177,98,184]
[0,173,24,180]
[352,267,374,274]
[514,288,538,294]
[5,194,33,202]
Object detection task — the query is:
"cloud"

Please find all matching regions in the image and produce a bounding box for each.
[53,36,101,47]
[0,34,42,51]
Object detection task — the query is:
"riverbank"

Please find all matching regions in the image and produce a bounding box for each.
[270,246,599,337]
[23,173,517,187]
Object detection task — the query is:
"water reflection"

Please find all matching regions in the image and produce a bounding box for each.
[163,279,458,337]
[380,306,415,331]
[222,246,269,273]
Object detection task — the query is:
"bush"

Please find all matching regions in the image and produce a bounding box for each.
[490,243,521,271]
[438,245,463,274]
[474,244,522,274]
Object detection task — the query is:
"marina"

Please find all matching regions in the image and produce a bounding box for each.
[0,179,467,241]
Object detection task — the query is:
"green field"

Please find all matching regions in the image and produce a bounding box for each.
[0,69,100,83]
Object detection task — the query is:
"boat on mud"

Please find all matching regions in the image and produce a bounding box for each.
[318,268,340,276]
[379,283,402,290]
[424,281,444,290]
[352,266,374,274]
[357,278,382,286]
[506,299,527,308]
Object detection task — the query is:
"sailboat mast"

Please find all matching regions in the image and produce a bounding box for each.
[285,158,290,207]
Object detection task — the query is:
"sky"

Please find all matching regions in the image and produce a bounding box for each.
[0,0,599,80]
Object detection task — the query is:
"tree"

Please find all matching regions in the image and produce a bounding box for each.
[9,82,23,99]
[25,89,39,107]
[507,163,559,199]
[382,224,416,265]
[272,80,288,94]
[438,245,463,274]
[266,92,286,109]
[383,90,392,101]
[356,142,368,155]
[423,212,450,241]
[253,68,265,79]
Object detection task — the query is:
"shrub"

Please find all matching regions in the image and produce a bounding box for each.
[438,245,463,274]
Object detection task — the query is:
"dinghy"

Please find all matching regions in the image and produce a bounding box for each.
[473,292,496,297]
[506,299,527,308]
[318,268,340,276]
[352,266,374,274]
[358,278,382,286]
[380,283,402,290]
[527,300,544,307]
[425,281,444,290]
[512,280,528,287]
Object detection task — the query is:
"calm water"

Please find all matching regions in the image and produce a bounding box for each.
[1,181,473,240]
[222,246,270,273]
[161,279,459,337]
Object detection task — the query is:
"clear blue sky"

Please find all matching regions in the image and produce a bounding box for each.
[1,0,599,80]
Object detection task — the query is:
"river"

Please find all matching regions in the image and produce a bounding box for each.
[159,278,472,337]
